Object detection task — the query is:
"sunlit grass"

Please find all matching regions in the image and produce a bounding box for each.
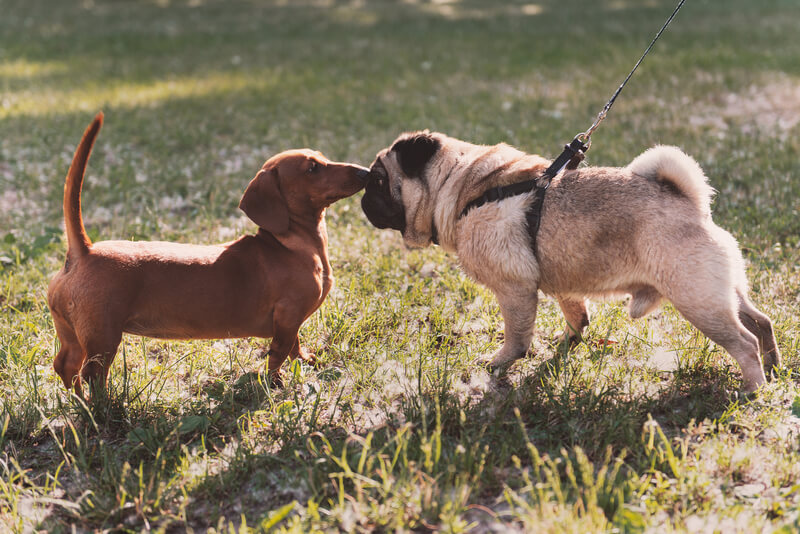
[0,71,283,118]
[1,0,799,531]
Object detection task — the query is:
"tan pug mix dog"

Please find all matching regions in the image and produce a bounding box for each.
[360,132,779,393]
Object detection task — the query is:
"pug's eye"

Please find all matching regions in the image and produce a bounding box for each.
[307,161,319,173]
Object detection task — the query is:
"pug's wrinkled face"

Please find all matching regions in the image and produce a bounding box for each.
[361,132,441,244]
[360,147,405,232]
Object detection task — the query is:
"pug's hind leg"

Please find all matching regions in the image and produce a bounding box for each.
[736,288,780,377]
[556,296,589,347]
[629,286,662,319]
[485,290,538,374]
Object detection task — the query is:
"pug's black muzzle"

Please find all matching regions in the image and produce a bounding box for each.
[360,162,406,232]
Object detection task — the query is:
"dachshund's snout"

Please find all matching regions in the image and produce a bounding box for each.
[355,166,370,182]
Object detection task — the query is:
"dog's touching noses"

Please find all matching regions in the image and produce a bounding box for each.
[355,167,370,182]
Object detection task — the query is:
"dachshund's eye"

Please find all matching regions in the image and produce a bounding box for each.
[376,177,385,188]
[307,161,319,173]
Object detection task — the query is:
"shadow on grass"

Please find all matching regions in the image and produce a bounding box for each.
[17,337,753,532]
[140,350,742,530]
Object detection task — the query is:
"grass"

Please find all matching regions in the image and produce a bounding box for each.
[1,0,799,531]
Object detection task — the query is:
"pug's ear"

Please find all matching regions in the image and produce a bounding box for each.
[391,131,441,178]
[239,168,290,234]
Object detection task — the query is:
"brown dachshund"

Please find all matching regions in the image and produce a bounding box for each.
[48,113,368,397]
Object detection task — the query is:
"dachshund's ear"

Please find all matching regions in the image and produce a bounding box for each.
[239,168,290,234]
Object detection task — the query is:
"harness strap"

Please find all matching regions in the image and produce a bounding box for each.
[524,185,548,251]
[456,136,587,252]
[459,136,588,218]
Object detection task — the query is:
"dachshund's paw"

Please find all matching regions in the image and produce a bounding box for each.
[267,369,285,389]
[292,347,320,367]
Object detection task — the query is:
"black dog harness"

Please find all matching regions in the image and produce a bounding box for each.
[456,137,588,252]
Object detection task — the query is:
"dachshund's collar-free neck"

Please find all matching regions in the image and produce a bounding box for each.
[255,228,280,245]
[257,216,329,255]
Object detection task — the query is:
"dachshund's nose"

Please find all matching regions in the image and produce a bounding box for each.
[355,166,370,182]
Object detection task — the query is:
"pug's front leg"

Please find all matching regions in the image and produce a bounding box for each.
[484,290,538,374]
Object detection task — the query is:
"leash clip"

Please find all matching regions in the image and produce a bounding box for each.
[578,107,608,148]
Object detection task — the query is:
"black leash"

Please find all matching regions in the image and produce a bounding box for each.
[460,0,689,242]
[580,0,688,147]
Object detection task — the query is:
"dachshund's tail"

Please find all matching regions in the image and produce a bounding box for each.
[64,112,102,264]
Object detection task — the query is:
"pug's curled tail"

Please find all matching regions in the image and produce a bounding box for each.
[627,145,715,217]
[64,112,103,265]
